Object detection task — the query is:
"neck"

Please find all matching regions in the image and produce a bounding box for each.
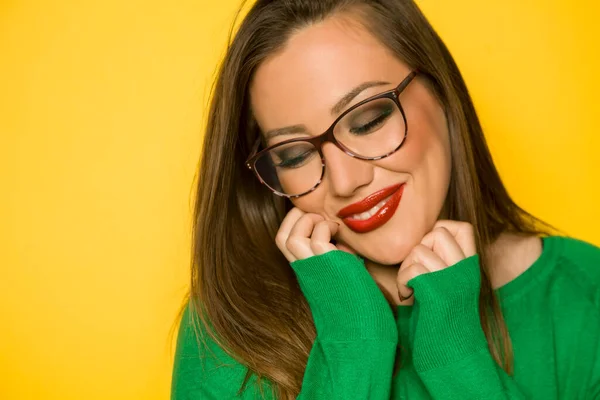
[364,232,542,307]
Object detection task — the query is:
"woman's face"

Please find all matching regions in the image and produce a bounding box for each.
[250,15,452,265]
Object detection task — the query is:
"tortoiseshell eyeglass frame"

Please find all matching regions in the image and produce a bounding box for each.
[245,70,418,198]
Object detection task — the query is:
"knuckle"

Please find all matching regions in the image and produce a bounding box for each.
[422,230,435,241]
[461,221,474,232]
[434,219,449,228]
[310,222,325,239]
[314,220,327,228]
[433,226,449,234]
[311,242,329,253]
[397,263,424,283]
[408,263,426,278]
[403,250,418,265]
[413,244,428,256]
[285,236,302,250]
[296,214,310,224]
[290,207,304,217]
[275,233,287,247]
[432,226,452,241]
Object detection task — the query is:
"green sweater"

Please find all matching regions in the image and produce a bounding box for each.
[171,236,600,399]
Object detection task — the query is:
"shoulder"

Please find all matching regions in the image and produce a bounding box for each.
[171,301,265,399]
[550,235,600,280]
[492,235,600,303]
[546,236,600,305]
[552,235,600,262]
[489,233,543,288]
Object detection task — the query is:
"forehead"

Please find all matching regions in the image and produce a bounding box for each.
[249,14,409,132]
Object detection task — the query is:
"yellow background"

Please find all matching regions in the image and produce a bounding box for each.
[1,1,598,399]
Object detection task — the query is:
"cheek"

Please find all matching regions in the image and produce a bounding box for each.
[290,189,326,215]
[387,85,451,173]
[376,113,450,174]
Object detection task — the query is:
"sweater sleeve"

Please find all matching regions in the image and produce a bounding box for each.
[171,250,398,400]
[171,304,273,400]
[290,250,398,399]
[400,255,529,399]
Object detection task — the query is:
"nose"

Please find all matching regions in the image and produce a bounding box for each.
[321,142,374,197]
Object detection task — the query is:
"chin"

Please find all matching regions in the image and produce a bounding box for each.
[367,252,404,266]
[340,197,439,265]
[350,231,419,266]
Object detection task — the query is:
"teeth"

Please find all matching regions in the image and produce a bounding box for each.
[350,197,390,221]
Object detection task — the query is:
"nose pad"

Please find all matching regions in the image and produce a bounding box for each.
[321,142,374,197]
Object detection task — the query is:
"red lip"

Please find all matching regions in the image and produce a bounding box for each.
[337,183,405,233]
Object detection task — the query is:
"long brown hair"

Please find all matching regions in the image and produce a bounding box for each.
[189,0,546,398]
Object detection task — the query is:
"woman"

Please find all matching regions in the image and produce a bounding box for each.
[171,0,600,399]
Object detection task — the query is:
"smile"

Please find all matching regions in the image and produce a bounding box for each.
[336,183,405,233]
[349,196,392,220]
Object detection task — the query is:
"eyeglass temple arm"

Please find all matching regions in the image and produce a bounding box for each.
[246,137,262,169]
[396,70,419,93]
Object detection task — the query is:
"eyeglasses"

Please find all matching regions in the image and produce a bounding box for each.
[246,71,418,198]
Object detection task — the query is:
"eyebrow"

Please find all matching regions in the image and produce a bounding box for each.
[330,80,390,115]
[263,124,308,142]
[263,80,391,141]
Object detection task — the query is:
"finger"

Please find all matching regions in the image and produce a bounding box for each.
[277,208,305,242]
[286,236,314,260]
[286,214,324,260]
[275,208,306,262]
[421,226,465,266]
[397,263,429,301]
[288,213,324,238]
[310,221,339,255]
[398,289,414,303]
[433,220,476,257]
[399,244,446,273]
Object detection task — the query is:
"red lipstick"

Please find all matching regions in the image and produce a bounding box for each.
[337,183,405,233]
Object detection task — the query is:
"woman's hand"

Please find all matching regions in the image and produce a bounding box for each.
[276,207,353,262]
[396,220,476,302]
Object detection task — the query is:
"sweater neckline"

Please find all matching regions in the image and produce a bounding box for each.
[496,235,560,302]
